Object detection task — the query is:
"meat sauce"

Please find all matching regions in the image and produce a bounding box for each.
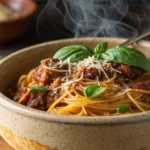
[13,58,149,111]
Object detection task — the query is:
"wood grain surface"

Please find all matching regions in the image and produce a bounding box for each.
[0,136,14,150]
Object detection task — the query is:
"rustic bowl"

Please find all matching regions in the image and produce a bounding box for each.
[0,38,150,150]
[0,0,37,45]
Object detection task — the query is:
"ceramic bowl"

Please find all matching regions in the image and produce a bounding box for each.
[0,38,150,150]
[0,0,37,45]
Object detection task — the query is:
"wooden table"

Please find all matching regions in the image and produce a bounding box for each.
[0,136,14,150]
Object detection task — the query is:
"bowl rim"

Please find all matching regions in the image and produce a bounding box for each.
[1,37,150,125]
[0,0,37,24]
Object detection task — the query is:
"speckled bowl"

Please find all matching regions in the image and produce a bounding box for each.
[0,38,150,150]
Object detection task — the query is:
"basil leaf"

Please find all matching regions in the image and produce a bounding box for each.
[98,46,150,72]
[29,86,49,93]
[117,104,130,113]
[84,85,106,99]
[0,56,4,60]
[94,42,108,59]
[53,45,93,62]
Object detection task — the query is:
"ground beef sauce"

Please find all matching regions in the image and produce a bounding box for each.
[74,67,99,80]
[130,81,150,90]
[13,87,27,102]
[13,58,150,111]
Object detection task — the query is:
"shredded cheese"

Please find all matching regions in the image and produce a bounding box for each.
[42,56,122,91]
[53,73,84,91]
[44,66,69,72]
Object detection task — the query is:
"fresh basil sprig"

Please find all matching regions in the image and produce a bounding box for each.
[94,42,108,59]
[29,86,49,93]
[0,56,4,60]
[84,85,106,99]
[53,42,150,72]
[94,43,150,72]
[117,104,130,113]
[53,45,93,62]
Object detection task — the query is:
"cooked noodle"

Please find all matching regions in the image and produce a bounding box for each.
[12,56,150,116]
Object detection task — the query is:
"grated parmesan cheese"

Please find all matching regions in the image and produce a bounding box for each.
[42,56,122,91]
[53,73,84,91]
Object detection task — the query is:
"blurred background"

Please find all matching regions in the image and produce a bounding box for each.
[1,0,150,56]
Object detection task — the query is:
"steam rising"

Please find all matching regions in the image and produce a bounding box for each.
[37,0,150,41]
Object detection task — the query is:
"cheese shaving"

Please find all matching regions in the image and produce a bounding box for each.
[43,56,122,83]
[44,66,69,72]
[53,73,84,91]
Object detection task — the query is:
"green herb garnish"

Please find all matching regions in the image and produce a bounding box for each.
[29,86,49,93]
[94,42,108,59]
[53,42,150,71]
[0,56,4,60]
[84,85,106,99]
[94,44,150,71]
[53,45,93,62]
[117,104,131,113]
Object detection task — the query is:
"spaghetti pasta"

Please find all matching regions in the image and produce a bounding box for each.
[12,47,150,116]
